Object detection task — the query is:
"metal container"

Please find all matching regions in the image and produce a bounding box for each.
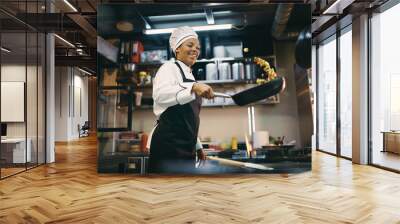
[197,68,205,80]
[232,62,245,80]
[245,58,256,80]
[206,63,218,80]
[218,62,231,80]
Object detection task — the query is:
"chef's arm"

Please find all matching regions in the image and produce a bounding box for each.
[153,65,195,107]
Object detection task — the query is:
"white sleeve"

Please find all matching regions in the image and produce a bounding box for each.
[195,137,203,150]
[153,63,196,108]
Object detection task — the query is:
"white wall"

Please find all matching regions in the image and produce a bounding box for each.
[55,67,68,141]
[1,65,26,138]
[1,65,40,138]
[1,64,46,164]
[132,41,301,146]
[55,67,89,141]
[73,71,89,139]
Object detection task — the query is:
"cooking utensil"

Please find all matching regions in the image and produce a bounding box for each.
[232,62,245,80]
[218,62,231,80]
[213,77,284,106]
[232,63,239,80]
[206,63,218,80]
[245,58,256,80]
[197,68,205,80]
[207,156,273,171]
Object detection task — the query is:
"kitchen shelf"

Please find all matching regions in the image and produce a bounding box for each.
[203,98,279,107]
[134,105,153,110]
[136,62,164,67]
[133,97,279,111]
[101,151,148,157]
[134,79,255,89]
[98,54,119,68]
[133,57,252,67]
[101,85,132,90]
[115,138,141,143]
[199,79,254,85]
[196,57,246,63]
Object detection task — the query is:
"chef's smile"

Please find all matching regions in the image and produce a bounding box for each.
[176,38,200,67]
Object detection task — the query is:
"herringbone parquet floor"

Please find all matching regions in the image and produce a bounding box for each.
[1,135,400,224]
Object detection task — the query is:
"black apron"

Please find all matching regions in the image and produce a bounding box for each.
[148,62,202,173]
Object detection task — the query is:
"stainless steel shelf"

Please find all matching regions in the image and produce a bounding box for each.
[135,57,248,66]
[134,98,279,111]
[199,79,254,84]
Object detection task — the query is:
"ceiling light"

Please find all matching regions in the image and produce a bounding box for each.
[116,21,134,32]
[1,47,11,53]
[144,24,232,35]
[54,34,75,48]
[194,24,232,32]
[149,13,205,22]
[148,11,231,22]
[63,0,78,12]
[78,67,92,76]
[322,0,353,15]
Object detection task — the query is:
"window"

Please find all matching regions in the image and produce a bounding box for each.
[339,27,352,158]
[371,2,400,171]
[317,35,337,154]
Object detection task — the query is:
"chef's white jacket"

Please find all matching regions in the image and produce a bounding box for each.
[146,60,203,150]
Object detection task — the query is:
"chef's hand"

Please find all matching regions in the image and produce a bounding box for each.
[196,149,207,167]
[192,83,214,99]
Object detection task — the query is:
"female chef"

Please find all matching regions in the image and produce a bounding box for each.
[147,26,214,173]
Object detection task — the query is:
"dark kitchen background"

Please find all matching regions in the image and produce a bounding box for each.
[97,3,312,174]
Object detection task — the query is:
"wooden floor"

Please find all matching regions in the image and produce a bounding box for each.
[372,151,400,171]
[1,167,26,178]
[1,136,400,223]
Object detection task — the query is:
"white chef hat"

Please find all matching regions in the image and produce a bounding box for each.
[169,26,198,54]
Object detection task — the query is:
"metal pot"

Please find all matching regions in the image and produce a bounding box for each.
[232,62,245,80]
[245,59,256,80]
[206,63,218,80]
[218,62,231,80]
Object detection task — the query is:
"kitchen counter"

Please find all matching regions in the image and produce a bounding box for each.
[195,159,311,174]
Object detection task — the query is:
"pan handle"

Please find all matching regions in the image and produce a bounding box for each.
[214,92,232,98]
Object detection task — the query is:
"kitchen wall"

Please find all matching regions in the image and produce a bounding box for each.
[55,67,89,141]
[259,40,300,146]
[200,41,300,145]
[132,40,301,147]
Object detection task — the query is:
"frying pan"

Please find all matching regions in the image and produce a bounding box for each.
[213,77,284,106]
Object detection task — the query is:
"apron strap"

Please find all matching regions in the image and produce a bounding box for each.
[175,61,196,83]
